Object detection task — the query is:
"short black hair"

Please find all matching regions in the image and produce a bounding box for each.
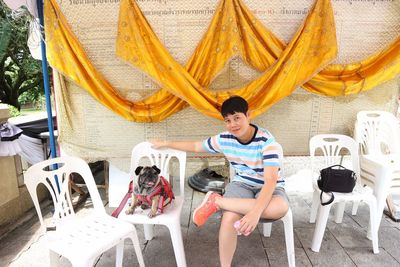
[221,96,248,118]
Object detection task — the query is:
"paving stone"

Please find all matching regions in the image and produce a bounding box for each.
[232,234,268,267]
[0,219,44,267]
[345,247,399,267]
[260,220,308,266]
[292,247,313,267]
[187,217,221,244]
[327,221,373,249]
[296,227,356,267]
[2,187,400,267]
[378,227,400,262]
[141,226,179,267]
[185,239,219,267]
[260,221,303,249]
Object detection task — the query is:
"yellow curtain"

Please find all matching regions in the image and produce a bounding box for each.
[304,39,400,95]
[117,0,337,120]
[45,0,400,122]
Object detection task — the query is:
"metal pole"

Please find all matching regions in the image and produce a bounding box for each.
[36,0,59,191]
[36,0,57,160]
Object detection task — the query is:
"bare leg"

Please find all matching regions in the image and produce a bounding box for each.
[216,196,288,220]
[219,211,241,267]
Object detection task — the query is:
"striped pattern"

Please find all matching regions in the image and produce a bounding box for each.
[202,125,285,187]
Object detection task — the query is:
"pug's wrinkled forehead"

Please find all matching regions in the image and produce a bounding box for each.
[135,165,161,176]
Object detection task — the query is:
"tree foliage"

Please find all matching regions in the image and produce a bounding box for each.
[0,1,50,110]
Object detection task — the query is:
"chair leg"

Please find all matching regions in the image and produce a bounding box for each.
[116,240,124,267]
[366,198,379,254]
[128,227,145,267]
[351,200,360,215]
[262,223,272,237]
[334,201,345,223]
[309,190,319,223]
[167,222,187,267]
[311,202,332,252]
[144,224,154,241]
[49,250,61,267]
[282,209,295,267]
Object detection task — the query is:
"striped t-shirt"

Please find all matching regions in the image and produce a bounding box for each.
[202,124,284,187]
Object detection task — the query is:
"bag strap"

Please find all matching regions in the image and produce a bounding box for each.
[157,176,175,213]
[329,164,346,169]
[319,164,337,205]
[111,180,133,218]
[320,191,334,206]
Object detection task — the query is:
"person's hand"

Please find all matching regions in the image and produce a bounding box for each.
[238,210,260,236]
[149,139,167,149]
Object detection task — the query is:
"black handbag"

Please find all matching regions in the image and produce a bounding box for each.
[317,164,357,206]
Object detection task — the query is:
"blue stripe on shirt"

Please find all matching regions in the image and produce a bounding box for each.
[220,134,235,139]
[263,154,279,159]
[207,138,218,153]
[240,175,265,184]
[264,162,280,167]
[223,149,263,159]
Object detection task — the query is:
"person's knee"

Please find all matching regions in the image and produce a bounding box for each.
[261,196,289,219]
[221,211,241,229]
[279,198,289,216]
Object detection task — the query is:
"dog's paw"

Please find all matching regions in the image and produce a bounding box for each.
[125,208,135,215]
[148,211,157,218]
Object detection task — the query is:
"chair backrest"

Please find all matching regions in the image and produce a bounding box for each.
[355,111,400,155]
[130,142,187,197]
[24,156,105,229]
[309,134,360,182]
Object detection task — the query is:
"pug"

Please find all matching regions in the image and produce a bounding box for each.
[125,165,174,218]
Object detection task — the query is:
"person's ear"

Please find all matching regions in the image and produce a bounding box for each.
[246,111,251,118]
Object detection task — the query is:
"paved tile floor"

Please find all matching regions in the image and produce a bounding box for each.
[1,170,400,267]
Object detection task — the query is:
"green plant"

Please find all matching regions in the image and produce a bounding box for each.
[8,104,20,117]
[0,2,50,110]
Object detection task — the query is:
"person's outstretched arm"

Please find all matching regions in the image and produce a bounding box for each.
[151,140,206,153]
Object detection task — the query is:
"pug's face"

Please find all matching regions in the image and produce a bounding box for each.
[135,165,161,194]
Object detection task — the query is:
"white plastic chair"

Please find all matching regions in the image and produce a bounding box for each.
[229,166,295,267]
[354,110,400,228]
[260,209,295,267]
[24,156,145,267]
[117,142,187,267]
[355,111,400,155]
[308,134,379,254]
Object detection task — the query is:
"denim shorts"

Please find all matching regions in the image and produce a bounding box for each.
[223,181,289,204]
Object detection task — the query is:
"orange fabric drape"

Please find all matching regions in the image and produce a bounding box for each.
[45,0,400,122]
[116,0,337,120]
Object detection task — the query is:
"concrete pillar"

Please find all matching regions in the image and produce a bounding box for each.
[0,105,19,208]
[0,105,47,235]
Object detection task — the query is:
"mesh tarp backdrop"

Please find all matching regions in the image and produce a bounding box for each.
[53,0,400,171]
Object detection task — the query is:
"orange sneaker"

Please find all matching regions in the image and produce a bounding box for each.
[193,191,222,226]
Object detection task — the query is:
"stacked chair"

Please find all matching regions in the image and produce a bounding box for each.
[354,110,400,227]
